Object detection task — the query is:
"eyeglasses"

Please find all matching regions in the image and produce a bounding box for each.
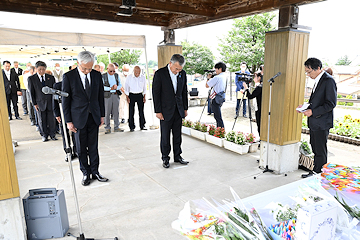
[305,69,313,75]
[108,70,115,73]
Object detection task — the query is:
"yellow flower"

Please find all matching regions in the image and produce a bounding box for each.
[356,119,360,123]
[344,115,352,120]
[345,124,350,129]
[339,123,343,127]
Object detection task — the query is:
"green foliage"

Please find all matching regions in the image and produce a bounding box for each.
[193,121,201,131]
[302,115,308,128]
[246,133,255,143]
[97,49,142,66]
[300,140,312,155]
[331,115,360,139]
[182,119,193,128]
[337,94,354,106]
[200,123,208,133]
[208,125,216,136]
[218,13,276,73]
[226,131,237,143]
[235,132,246,145]
[214,127,226,138]
[336,55,352,66]
[181,40,215,75]
[147,60,157,68]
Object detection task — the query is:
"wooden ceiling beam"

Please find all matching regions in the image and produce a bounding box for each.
[72,0,214,17]
[0,2,169,27]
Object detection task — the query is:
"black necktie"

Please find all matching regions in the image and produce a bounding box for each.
[41,76,45,87]
[85,75,91,97]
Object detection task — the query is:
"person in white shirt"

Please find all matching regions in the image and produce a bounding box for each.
[125,66,147,132]
[119,64,130,124]
[52,63,64,82]
[23,66,37,125]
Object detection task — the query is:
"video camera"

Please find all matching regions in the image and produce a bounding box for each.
[204,69,216,79]
[235,72,253,84]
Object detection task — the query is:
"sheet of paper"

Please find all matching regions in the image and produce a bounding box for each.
[296,102,310,112]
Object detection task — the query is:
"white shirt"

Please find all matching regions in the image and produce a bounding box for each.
[37,73,45,82]
[14,68,19,74]
[167,64,178,93]
[4,69,10,81]
[77,67,91,90]
[125,73,147,96]
[207,72,227,95]
[312,70,325,93]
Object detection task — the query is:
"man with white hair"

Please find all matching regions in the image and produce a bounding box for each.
[125,66,147,132]
[102,63,124,134]
[62,51,107,186]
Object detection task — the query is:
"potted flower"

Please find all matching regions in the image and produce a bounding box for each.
[181,119,192,135]
[223,131,250,154]
[190,121,206,141]
[246,133,259,153]
[206,126,225,147]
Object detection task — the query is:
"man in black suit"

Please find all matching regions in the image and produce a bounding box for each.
[53,81,77,162]
[11,61,23,76]
[28,61,57,142]
[298,58,337,178]
[2,60,22,120]
[152,54,189,168]
[62,51,107,186]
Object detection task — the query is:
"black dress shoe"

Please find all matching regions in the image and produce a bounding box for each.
[16,116,22,120]
[174,157,189,165]
[42,136,48,142]
[301,172,314,178]
[130,129,134,132]
[121,118,125,124]
[163,160,170,168]
[82,175,91,186]
[9,117,12,120]
[51,136,58,141]
[92,173,108,182]
[141,127,148,130]
[71,154,77,160]
[31,122,35,126]
[65,156,69,162]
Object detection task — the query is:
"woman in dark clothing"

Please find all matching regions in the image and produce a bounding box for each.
[243,72,263,135]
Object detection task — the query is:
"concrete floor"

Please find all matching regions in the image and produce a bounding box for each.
[10,100,359,240]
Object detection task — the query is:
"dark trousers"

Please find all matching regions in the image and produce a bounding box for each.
[37,108,56,138]
[211,100,224,128]
[6,93,19,118]
[59,119,76,154]
[128,93,146,130]
[75,113,100,176]
[236,98,247,116]
[160,108,182,161]
[207,97,212,114]
[310,129,329,173]
[255,110,261,136]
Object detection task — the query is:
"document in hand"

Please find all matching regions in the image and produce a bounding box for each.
[296,102,310,112]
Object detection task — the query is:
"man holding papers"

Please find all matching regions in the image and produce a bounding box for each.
[297,58,337,178]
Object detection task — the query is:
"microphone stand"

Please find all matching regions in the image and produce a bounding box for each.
[55,95,118,240]
[254,72,286,179]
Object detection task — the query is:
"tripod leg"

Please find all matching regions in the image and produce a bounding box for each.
[198,97,209,122]
[232,94,244,130]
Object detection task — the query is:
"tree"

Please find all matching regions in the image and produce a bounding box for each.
[336,55,352,66]
[218,13,276,73]
[181,40,215,75]
[97,49,143,66]
[148,60,158,68]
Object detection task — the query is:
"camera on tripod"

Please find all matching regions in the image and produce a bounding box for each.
[235,72,253,84]
[204,69,216,79]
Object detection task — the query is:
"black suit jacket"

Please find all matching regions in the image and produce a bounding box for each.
[62,68,105,130]
[53,82,62,118]
[2,69,20,95]
[152,65,188,120]
[307,71,337,131]
[28,73,56,111]
[11,67,23,76]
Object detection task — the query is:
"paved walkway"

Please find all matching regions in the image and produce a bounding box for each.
[9,99,359,240]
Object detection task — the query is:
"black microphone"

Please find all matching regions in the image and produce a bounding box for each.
[42,86,69,97]
[268,72,281,83]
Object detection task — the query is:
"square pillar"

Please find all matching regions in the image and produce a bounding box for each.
[260,29,309,173]
[157,45,182,69]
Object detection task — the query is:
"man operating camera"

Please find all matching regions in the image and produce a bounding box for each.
[235,62,251,118]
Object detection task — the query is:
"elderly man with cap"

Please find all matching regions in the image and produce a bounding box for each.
[102,63,124,134]
[125,66,147,132]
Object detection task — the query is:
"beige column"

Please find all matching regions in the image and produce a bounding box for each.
[157,45,183,69]
[0,65,26,238]
[259,29,310,173]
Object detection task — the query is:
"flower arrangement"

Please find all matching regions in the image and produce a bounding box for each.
[200,123,208,133]
[193,121,201,131]
[225,131,236,143]
[235,132,246,145]
[183,119,193,128]
[300,140,313,156]
[213,127,225,138]
[208,125,216,136]
[246,133,255,143]
[329,115,360,139]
